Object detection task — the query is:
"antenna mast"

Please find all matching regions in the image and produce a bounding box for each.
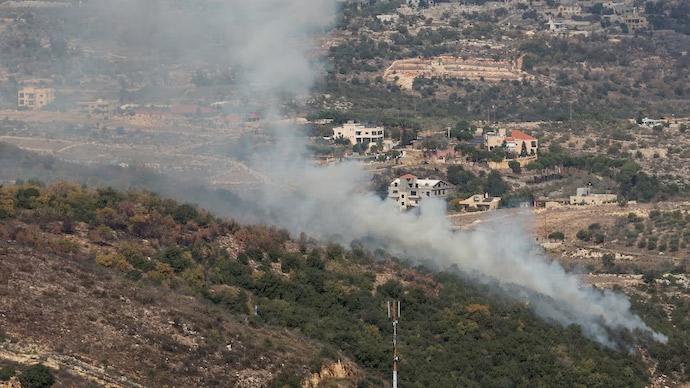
[387,300,401,388]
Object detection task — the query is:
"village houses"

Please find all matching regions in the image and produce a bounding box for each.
[388,174,453,210]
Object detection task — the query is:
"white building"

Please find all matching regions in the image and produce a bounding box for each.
[569,187,618,205]
[333,121,385,146]
[640,117,667,128]
[388,174,453,210]
[376,14,399,23]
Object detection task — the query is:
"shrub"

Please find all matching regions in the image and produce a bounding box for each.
[508,160,522,174]
[280,253,303,273]
[19,364,54,388]
[95,253,130,271]
[172,204,199,224]
[601,253,615,269]
[15,187,41,209]
[548,231,565,240]
[576,229,592,241]
[594,233,606,244]
[0,366,15,381]
[160,247,193,273]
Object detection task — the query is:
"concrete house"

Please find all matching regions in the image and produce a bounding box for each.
[456,193,501,211]
[388,174,452,210]
[333,121,385,146]
[484,129,538,157]
[569,187,618,205]
[17,86,54,110]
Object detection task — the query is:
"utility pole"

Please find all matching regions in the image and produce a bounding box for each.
[387,300,401,388]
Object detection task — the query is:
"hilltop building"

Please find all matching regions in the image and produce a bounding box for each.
[388,174,452,210]
[17,86,54,110]
[333,121,385,146]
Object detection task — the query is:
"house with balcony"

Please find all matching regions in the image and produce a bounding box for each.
[388,174,453,210]
[332,121,385,147]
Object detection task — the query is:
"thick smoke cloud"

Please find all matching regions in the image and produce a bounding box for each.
[76,0,665,347]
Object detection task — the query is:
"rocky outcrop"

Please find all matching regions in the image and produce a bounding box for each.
[302,360,360,388]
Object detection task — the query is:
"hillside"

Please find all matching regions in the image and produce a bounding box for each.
[0,181,678,387]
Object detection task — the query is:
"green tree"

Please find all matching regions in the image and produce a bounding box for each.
[451,120,474,141]
[484,171,508,196]
[576,229,592,241]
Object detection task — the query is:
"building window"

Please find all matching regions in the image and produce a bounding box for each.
[394,182,398,187]
[401,194,405,198]
[401,202,405,206]
[426,192,430,196]
[411,191,417,196]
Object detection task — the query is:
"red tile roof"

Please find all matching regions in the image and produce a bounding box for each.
[509,130,536,141]
[400,174,417,180]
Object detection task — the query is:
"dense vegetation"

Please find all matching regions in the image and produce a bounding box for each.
[0,182,669,386]
[526,144,682,202]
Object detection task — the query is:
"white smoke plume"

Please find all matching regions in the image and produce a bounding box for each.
[211,0,667,348]
[70,0,666,347]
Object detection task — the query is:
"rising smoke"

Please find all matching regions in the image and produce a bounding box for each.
[45,0,668,347]
[212,0,667,348]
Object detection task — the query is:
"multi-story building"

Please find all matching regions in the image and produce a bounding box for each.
[332,121,385,145]
[388,174,453,210]
[623,12,648,32]
[17,87,54,110]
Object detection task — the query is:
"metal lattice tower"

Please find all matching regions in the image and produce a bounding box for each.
[387,300,401,388]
